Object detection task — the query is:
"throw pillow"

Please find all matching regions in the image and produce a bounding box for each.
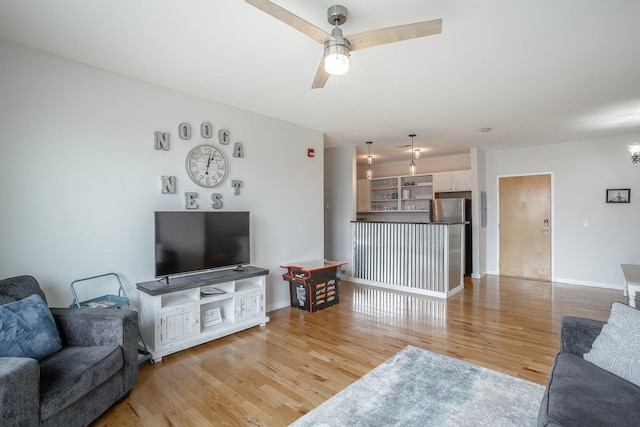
[584,302,640,386]
[0,294,63,361]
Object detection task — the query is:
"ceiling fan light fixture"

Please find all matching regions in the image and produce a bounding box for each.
[245,1,443,89]
[324,41,350,75]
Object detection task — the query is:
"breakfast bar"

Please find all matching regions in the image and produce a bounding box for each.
[351,221,465,298]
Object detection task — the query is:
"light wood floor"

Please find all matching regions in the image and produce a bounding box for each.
[94,276,626,427]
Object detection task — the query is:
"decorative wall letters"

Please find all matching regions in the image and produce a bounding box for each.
[219,129,230,145]
[211,193,223,209]
[178,123,191,140]
[156,120,245,208]
[200,122,213,139]
[161,176,176,194]
[233,142,244,158]
[185,192,198,209]
[154,132,170,151]
[231,180,243,195]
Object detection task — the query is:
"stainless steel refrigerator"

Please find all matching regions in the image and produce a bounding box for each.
[431,198,469,223]
[431,198,472,276]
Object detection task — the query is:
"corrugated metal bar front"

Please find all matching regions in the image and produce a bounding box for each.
[352,222,449,293]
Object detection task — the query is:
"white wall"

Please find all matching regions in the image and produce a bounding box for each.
[0,40,324,309]
[484,135,640,288]
[471,147,487,278]
[324,145,356,275]
[357,153,471,179]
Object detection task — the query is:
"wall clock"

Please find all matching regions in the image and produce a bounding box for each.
[185,144,228,188]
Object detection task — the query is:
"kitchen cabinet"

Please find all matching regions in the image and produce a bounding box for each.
[399,175,433,212]
[433,170,472,192]
[367,174,433,212]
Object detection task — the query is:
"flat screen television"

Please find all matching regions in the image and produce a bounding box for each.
[154,211,250,278]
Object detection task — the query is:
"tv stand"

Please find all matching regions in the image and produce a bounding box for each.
[137,266,269,362]
[233,265,247,272]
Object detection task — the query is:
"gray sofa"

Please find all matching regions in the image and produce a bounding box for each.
[0,275,138,427]
[538,316,640,426]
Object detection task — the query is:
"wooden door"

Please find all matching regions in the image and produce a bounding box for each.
[499,174,551,281]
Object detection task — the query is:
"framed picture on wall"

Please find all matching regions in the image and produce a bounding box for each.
[606,188,630,203]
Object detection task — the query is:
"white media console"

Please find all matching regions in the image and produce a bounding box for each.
[136,266,269,362]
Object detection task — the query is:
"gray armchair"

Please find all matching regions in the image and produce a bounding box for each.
[538,316,640,426]
[0,275,138,427]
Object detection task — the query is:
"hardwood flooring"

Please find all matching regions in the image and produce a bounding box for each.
[94,276,626,426]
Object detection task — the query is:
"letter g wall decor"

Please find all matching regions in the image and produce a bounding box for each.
[154,121,246,209]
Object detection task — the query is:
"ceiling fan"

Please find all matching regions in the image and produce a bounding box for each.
[245,0,443,89]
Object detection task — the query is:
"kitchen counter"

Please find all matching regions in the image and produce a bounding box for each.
[351,220,468,225]
[350,221,464,297]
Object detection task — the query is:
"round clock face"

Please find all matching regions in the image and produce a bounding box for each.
[185,144,228,187]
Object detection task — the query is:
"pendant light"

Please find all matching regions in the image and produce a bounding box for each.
[365,141,373,180]
[408,134,417,176]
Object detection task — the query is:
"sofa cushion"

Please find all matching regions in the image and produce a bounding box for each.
[583,302,640,386]
[539,352,640,426]
[0,275,47,305]
[0,294,63,361]
[39,344,123,420]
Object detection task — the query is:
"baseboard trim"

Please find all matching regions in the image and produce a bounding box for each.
[267,300,290,313]
[484,271,622,291]
[344,276,457,298]
[553,277,622,291]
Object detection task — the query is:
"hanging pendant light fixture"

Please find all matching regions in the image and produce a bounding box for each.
[408,134,417,176]
[365,141,373,180]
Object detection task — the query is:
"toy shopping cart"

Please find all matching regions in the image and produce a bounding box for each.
[70,273,153,364]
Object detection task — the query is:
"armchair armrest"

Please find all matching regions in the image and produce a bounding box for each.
[50,308,138,393]
[0,357,40,426]
[559,316,606,356]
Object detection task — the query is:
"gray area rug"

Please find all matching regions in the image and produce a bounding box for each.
[290,346,544,427]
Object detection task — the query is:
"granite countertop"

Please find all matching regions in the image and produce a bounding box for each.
[351,220,468,225]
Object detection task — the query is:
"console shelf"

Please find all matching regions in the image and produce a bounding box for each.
[137,266,269,362]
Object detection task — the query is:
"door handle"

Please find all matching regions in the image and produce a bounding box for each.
[541,219,550,232]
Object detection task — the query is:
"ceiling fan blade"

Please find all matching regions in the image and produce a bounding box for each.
[245,0,331,44]
[347,19,442,51]
[311,57,330,89]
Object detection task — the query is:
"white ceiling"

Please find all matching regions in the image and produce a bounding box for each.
[1,0,640,164]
